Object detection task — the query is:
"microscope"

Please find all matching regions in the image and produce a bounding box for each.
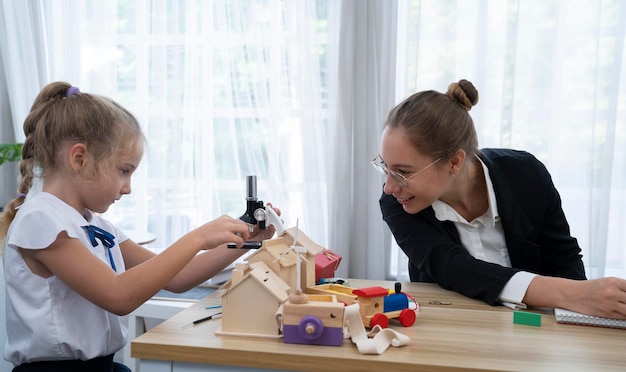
[227,175,285,249]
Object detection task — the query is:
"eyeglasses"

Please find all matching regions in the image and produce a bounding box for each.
[371,154,441,188]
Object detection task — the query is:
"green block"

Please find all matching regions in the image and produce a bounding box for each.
[513,310,541,327]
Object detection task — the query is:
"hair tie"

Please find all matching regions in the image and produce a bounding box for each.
[17,193,27,199]
[66,86,80,97]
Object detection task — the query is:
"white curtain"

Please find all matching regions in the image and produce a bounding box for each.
[2,0,625,284]
[1,0,398,281]
[328,0,397,280]
[392,0,626,280]
[89,0,334,251]
[0,0,47,141]
[0,0,91,204]
[1,0,337,261]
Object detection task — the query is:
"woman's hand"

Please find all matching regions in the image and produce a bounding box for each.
[526,275,626,320]
[567,277,626,319]
[248,203,282,241]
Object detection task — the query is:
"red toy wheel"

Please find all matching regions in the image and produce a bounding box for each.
[399,308,416,327]
[370,313,389,328]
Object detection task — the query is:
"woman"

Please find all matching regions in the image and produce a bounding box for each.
[375,79,626,319]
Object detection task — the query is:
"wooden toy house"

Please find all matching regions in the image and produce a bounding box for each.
[217,261,290,338]
[246,227,325,292]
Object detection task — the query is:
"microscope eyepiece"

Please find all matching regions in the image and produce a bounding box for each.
[246,175,257,201]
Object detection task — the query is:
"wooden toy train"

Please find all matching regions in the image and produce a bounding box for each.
[306,282,417,328]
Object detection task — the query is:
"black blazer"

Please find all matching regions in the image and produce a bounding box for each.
[380,148,586,305]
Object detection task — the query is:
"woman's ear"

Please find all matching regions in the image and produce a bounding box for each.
[449,149,466,175]
[68,143,88,173]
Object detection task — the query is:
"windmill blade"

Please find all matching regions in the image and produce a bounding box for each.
[273,218,304,264]
[272,246,296,263]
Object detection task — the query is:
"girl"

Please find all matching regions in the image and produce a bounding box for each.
[375,79,626,320]
[0,82,279,371]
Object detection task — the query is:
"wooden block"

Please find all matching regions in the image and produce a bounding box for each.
[513,310,541,327]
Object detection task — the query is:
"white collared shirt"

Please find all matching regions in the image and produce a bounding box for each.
[431,156,536,308]
[4,192,129,365]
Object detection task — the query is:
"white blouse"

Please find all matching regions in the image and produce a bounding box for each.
[432,158,536,309]
[3,192,129,365]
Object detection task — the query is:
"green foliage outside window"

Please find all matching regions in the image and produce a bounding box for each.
[0,143,23,166]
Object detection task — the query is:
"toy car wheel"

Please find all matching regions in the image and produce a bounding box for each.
[370,313,389,329]
[298,316,324,341]
[399,308,416,327]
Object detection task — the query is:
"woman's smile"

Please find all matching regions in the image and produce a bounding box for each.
[393,194,414,205]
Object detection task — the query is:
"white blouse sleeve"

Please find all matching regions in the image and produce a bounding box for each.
[7,207,85,251]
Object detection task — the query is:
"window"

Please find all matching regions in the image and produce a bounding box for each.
[71,0,337,248]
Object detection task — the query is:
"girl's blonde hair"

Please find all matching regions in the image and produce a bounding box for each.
[0,82,145,251]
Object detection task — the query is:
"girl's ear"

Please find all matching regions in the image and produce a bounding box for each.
[449,149,466,174]
[68,143,88,173]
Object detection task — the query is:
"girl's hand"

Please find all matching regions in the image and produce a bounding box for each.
[248,203,282,241]
[194,215,250,250]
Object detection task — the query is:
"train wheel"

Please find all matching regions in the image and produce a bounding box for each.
[399,308,416,327]
[370,313,389,329]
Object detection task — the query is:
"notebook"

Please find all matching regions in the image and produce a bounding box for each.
[554,308,626,329]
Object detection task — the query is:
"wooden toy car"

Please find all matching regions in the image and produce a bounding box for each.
[353,286,416,328]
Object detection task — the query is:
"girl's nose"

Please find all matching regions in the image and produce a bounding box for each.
[121,181,132,195]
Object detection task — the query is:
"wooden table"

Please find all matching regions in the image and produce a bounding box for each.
[131,279,626,371]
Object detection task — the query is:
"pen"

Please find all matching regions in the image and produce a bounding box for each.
[194,312,222,324]
[183,312,222,328]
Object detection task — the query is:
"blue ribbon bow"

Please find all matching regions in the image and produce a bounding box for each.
[83,225,117,272]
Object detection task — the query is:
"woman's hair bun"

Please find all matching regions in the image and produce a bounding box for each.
[446,79,479,111]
